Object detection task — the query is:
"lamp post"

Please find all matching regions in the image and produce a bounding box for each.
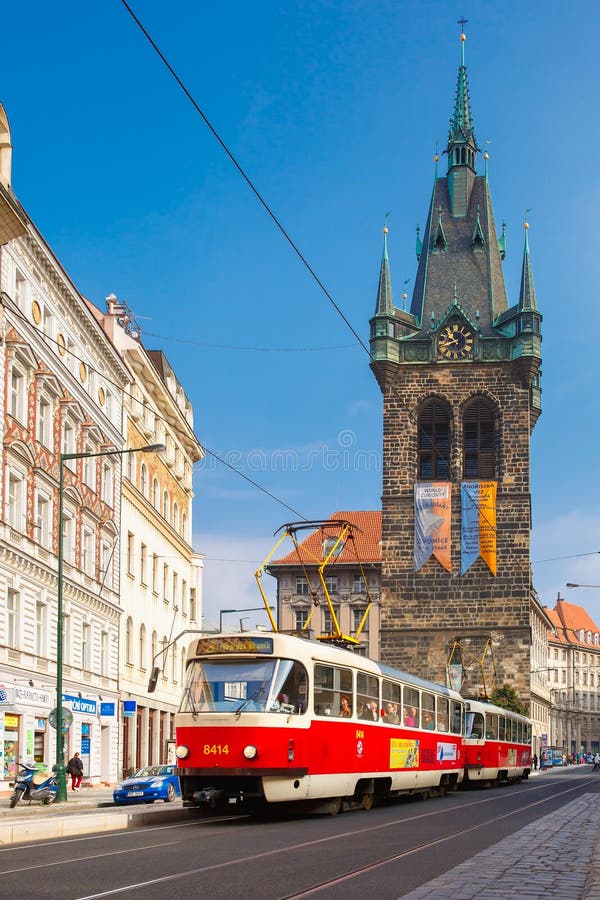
[55,442,165,802]
[219,606,275,633]
[566,583,600,589]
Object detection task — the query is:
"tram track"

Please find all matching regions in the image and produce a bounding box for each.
[68,775,596,899]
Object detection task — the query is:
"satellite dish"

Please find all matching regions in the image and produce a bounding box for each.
[48,707,73,732]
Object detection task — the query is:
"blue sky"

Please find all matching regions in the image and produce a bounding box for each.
[4,1,600,628]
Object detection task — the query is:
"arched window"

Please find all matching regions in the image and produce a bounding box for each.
[152,477,159,508]
[182,513,187,540]
[162,490,169,520]
[173,502,179,532]
[151,630,157,664]
[139,623,146,670]
[140,463,148,497]
[126,617,134,666]
[463,399,496,478]
[418,401,450,480]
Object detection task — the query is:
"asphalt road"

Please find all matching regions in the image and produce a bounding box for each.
[1,769,597,900]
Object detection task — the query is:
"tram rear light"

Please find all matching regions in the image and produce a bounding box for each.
[243,745,258,760]
[288,739,295,762]
[175,745,189,759]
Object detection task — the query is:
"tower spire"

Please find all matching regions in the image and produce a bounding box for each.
[518,217,537,310]
[374,217,394,316]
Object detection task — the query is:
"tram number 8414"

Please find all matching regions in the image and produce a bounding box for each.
[203,744,230,756]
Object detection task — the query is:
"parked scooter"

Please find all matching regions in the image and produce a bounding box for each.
[9,761,58,807]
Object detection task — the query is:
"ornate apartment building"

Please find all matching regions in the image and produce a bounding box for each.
[91,297,204,775]
[0,103,129,785]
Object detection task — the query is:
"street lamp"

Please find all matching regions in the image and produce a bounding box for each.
[54,442,165,802]
[566,583,600,589]
[219,606,275,633]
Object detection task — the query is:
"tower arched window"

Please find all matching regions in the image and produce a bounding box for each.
[463,399,496,479]
[418,401,450,480]
[152,477,159,508]
[140,463,148,497]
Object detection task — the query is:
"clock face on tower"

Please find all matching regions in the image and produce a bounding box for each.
[437,323,474,360]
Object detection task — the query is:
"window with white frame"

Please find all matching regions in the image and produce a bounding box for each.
[37,395,52,447]
[35,601,47,656]
[15,269,27,307]
[353,575,366,593]
[182,513,187,541]
[162,490,169,520]
[324,575,338,594]
[126,451,135,483]
[43,305,54,340]
[6,587,19,648]
[62,613,71,665]
[140,543,147,585]
[9,365,26,422]
[126,617,134,665]
[152,477,159,508]
[323,606,339,633]
[101,463,113,506]
[62,510,75,564]
[190,587,197,621]
[140,463,148,497]
[127,532,134,576]
[36,491,51,548]
[7,471,24,530]
[352,607,368,633]
[139,624,146,670]
[295,608,309,630]
[152,554,158,594]
[163,564,169,602]
[172,643,177,682]
[172,572,178,607]
[173,502,179,532]
[296,576,310,595]
[101,631,109,676]
[81,622,90,669]
[182,579,187,616]
[82,526,95,576]
[83,449,95,490]
[62,419,75,457]
[100,539,113,590]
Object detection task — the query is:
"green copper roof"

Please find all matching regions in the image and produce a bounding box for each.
[374,226,393,316]
[448,61,476,150]
[518,224,537,310]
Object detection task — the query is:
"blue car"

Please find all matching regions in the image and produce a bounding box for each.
[113,765,180,805]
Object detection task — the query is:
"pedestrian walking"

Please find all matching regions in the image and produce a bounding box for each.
[532,753,538,770]
[66,752,84,791]
[593,753,600,773]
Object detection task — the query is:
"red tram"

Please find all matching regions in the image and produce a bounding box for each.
[463,698,532,785]
[174,632,530,812]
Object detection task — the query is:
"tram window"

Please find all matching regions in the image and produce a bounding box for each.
[508,719,516,742]
[498,716,506,740]
[437,698,449,732]
[268,660,308,714]
[421,692,435,729]
[450,701,463,734]
[357,672,380,721]
[403,687,420,727]
[485,714,499,740]
[314,664,352,717]
[527,724,532,744]
[467,712,484,738]
[382,680,402,724]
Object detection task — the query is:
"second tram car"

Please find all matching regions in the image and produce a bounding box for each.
[463,699,532,785]
[175,632,469,812]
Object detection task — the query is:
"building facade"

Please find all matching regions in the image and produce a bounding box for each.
[369,33,543,707]
[0,104,129,785]
[92,297,204,776]
[268,512,381,659]
[545,597,600,756]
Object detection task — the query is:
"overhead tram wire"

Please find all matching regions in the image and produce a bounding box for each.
[119,2,497,536]
[4,297,307,522]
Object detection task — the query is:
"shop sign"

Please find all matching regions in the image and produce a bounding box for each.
[100,702,116,717]
[4,714,19,728]
[35,719,46,731]
[15,686,52,707]
[0,684,15,706]
[63,694,97,715]
[123,700,137,717]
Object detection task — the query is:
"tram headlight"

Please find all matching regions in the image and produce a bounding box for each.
[243,744,258,760]
[175,745,189,759]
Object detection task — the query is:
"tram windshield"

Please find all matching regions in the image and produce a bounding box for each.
[180,657,308,714]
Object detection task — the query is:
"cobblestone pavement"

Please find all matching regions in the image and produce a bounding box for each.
[403,792,600,900]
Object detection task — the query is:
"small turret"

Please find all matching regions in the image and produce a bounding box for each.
[446,30,478,216]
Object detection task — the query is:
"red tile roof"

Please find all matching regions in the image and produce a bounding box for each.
[547,599,600,646]
[269,511,382,566]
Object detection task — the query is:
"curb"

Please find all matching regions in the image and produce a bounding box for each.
[0,805,197,846]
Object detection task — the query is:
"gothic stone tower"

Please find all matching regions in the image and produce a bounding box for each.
[369,33,542,701]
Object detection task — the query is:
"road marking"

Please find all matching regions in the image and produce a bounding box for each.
[74,777,598,899]
[0,840,179,876]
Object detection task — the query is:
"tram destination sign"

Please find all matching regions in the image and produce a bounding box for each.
[196,636,274,656]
